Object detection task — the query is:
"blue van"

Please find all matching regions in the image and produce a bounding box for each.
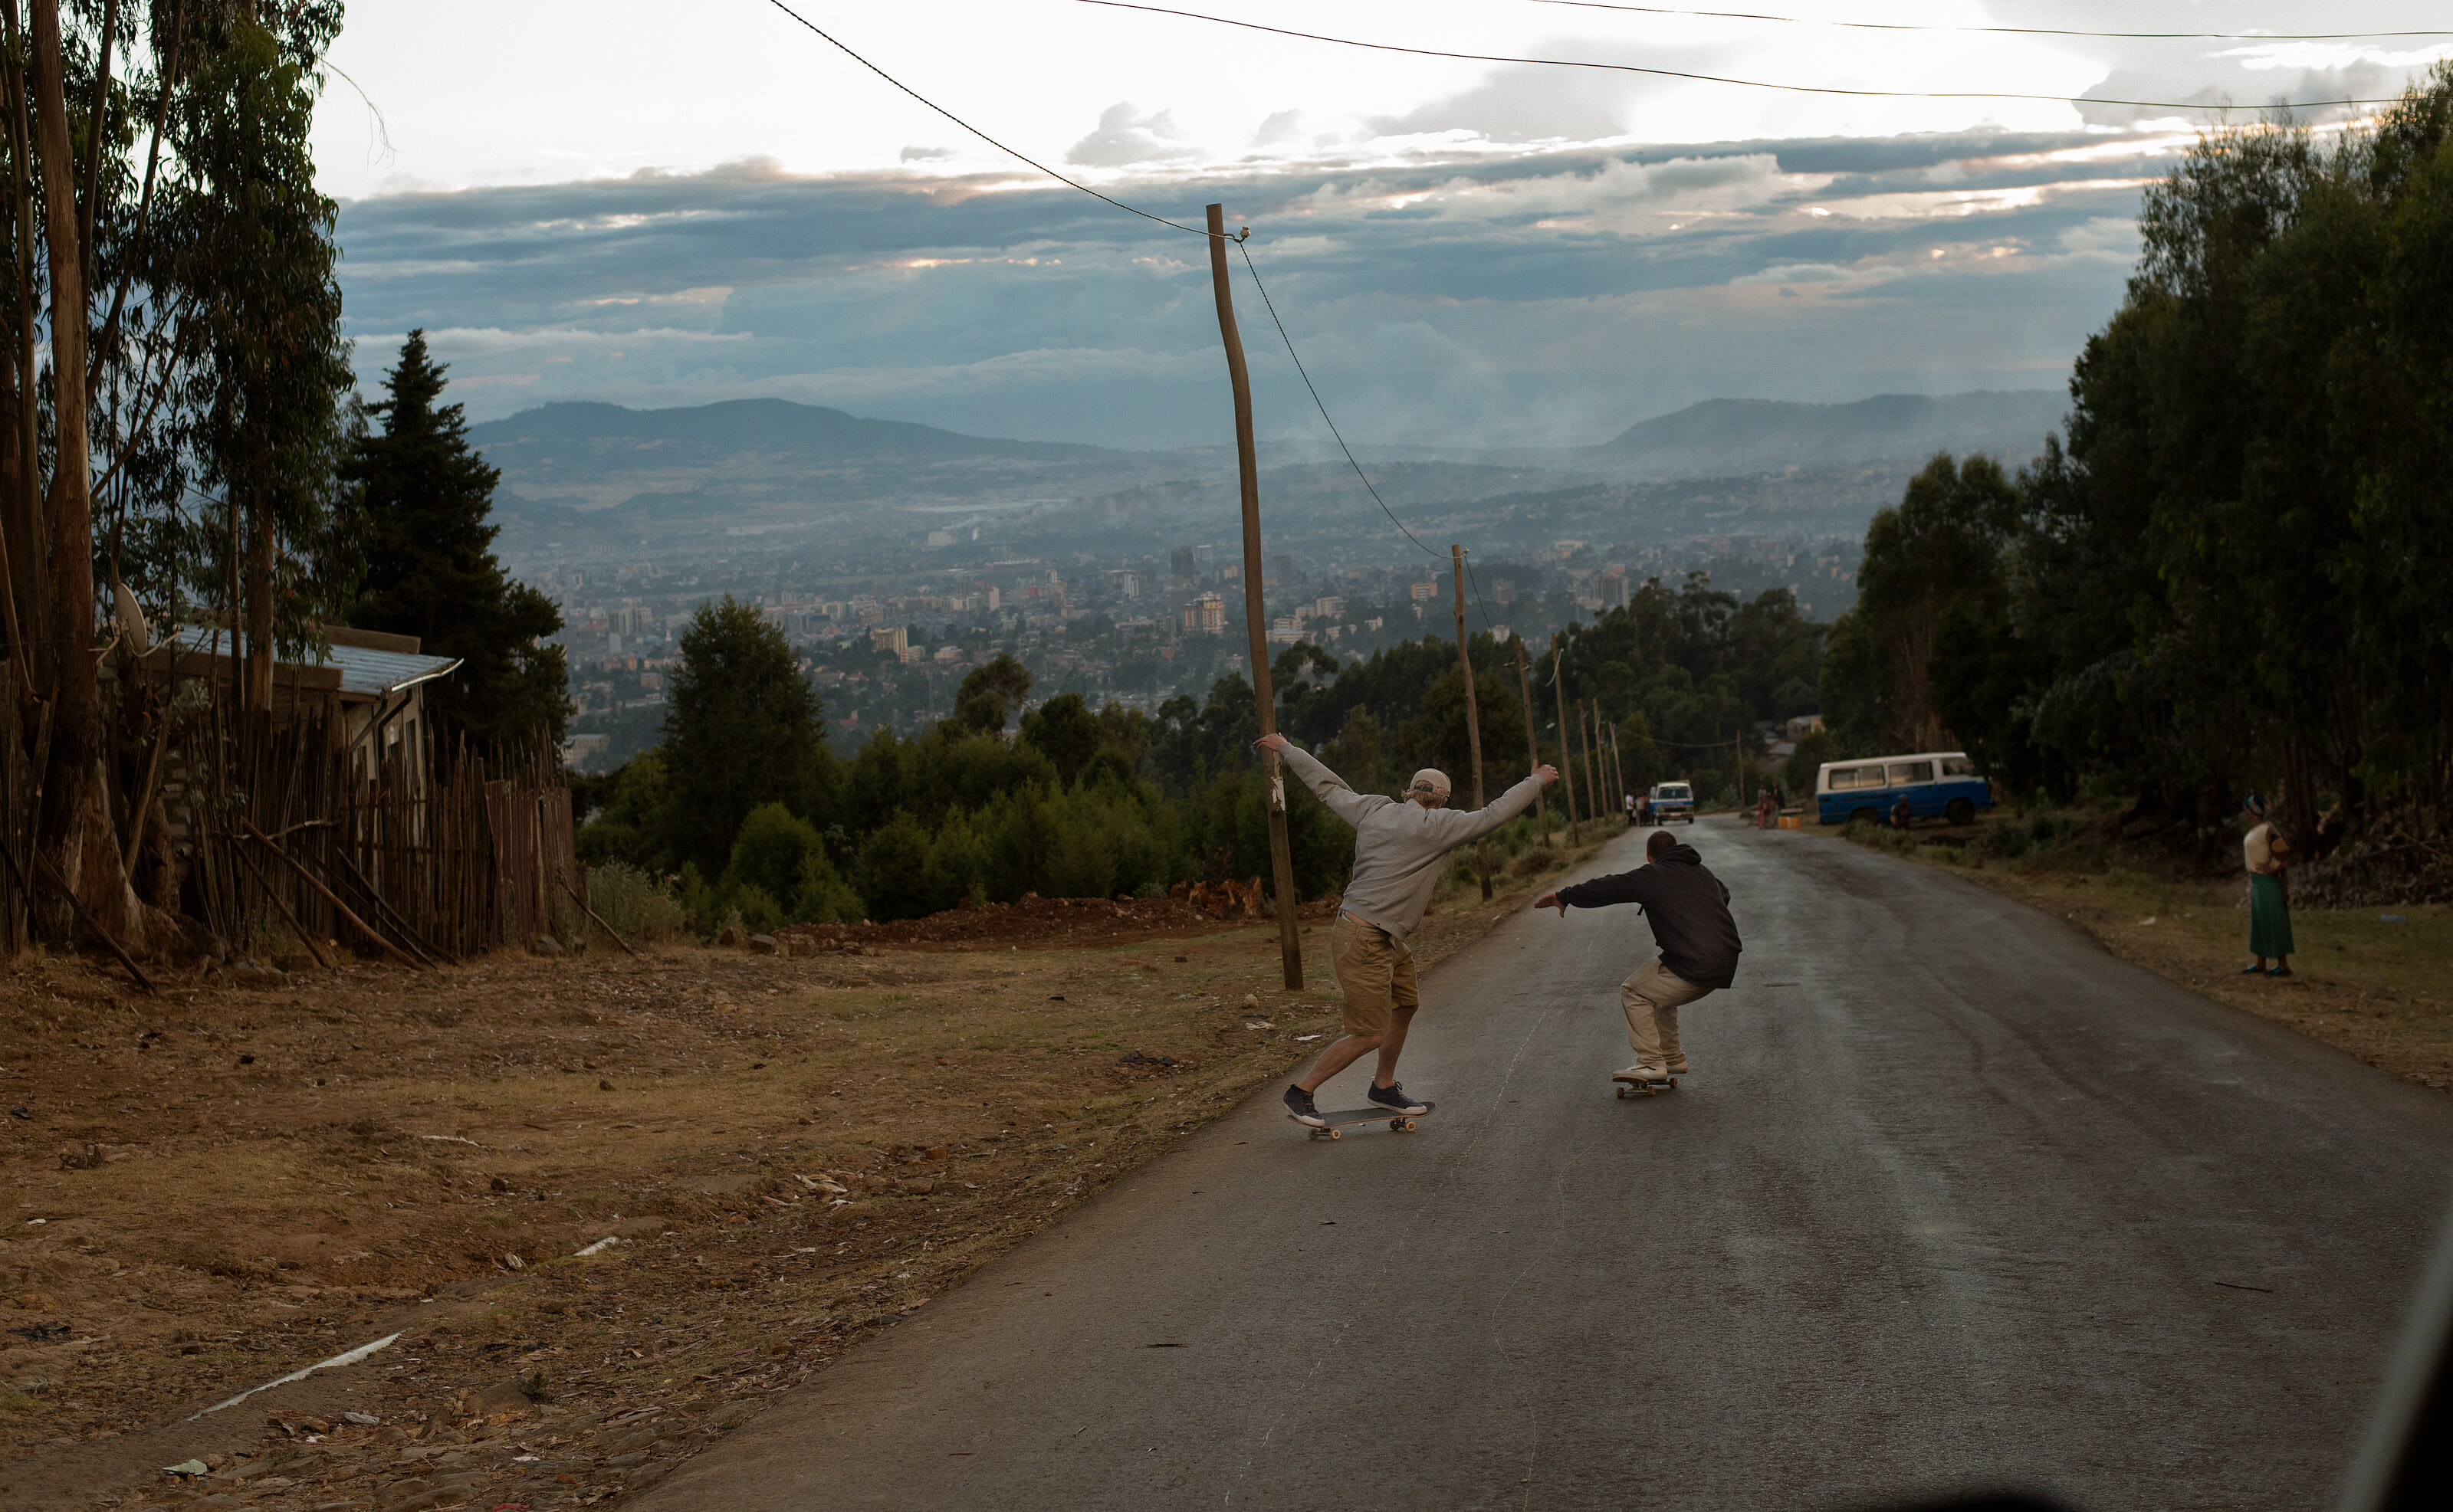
[1815,751,1991,826]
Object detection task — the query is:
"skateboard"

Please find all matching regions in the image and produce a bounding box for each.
[1292,1104,1431,1140]
[1614,1072,1677,1099]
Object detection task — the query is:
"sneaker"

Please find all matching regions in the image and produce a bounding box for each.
[1283,1084,1325,1127]
[1614,1064,1670,1084]
[1665,1059,1691,1076]
[1367,1082,1430,1115]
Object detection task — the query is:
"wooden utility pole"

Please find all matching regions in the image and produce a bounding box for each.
[1512,639,1548,844]
[1550,643,1580,845]
[1579,700,1600,832]
[1207,203,1302,989]
[1607,717,1628,825]
[1448,545,1491,900]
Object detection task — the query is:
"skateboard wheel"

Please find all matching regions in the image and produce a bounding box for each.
[1388,1118,1404,1132]
[1402,1119,1417,1132]
[1328,1127,1341,1140]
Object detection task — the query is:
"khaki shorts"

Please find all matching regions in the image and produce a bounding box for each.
[1329,912,1418,1037]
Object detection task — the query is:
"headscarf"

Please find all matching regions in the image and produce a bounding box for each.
[2242,792,2267,819]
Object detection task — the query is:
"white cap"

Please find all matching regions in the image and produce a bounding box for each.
[1407,769,1452,799]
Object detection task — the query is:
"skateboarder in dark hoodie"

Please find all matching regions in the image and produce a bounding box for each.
[1535,829,1742,1087]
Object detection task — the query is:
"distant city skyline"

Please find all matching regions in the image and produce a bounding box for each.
[320,2,2453,448]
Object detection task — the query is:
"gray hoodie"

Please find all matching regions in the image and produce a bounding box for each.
[1279,744,1545,943]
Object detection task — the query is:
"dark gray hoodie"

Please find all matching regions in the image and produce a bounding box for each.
[1556,843,1742,989]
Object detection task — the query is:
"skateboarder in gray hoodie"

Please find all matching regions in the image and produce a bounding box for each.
[1256,733,1556,1126]
[1537,829,1742,1086]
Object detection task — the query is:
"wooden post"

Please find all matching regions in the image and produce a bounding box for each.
[1207,202,1302,989]
[1449,545,1492,900]
[1512,639,1548,844]
[1607,717,1628,825]
[1577,700,1596,835]
[1551,643,1580,845]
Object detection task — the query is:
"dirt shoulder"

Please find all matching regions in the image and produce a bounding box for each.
[1811,818,2451,1092]
[0,827,1619,1512]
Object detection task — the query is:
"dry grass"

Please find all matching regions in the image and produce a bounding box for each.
[0,824,1617,1510]
[1820,820,2452,1091]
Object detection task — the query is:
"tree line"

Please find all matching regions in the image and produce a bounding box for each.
[0,2,565,954]
[1814,65,2453,852]
[580,576,1824,931]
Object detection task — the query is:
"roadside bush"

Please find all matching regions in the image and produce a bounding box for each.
[585,860,687,944]
[792,848,865,923]
[1842,818,1919,858]
[731,884,785,936]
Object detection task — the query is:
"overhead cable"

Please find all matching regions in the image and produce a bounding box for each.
[1233,243,1446,562]
[757,0,1222,237]
[1074,1,2415,111]
[1532,1,2453,43]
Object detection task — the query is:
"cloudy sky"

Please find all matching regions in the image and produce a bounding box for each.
[315,2,2453,449]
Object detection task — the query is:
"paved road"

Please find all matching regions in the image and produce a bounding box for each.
[635,825,2453,1510]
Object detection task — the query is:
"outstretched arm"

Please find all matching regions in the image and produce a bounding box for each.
[1538,867,1659,917]
[1258,734,1381,827]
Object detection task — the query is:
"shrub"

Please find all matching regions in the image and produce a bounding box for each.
[583,861,688,945]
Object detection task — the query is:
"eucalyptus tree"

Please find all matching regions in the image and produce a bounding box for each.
[0,0,350,950]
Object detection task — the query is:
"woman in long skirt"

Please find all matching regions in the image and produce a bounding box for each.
[2241,793,2294,978]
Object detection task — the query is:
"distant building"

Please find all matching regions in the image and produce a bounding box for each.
[1184,593,1226,634]
[1170,546,1198,581]
[1601,572,1629,608]
[1408,582,1438,602]
[1313,595,1345,618]
[870,625,908,655]
[926,529,956,547]
[1269,553,1293,582]
[1492,579,1515,606]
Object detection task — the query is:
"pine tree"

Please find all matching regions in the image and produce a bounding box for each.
[342,332,569,749]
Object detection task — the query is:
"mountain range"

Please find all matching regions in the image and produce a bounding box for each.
[475,391,2067,562]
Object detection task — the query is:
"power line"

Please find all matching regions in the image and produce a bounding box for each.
[1531,1,2453,43]
[757,0,1221,238]
[1232,241,1446,562]
[1074,1,2416,111]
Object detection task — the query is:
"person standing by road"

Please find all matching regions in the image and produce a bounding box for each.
[1624,791,1637,828]
[2241,793,2296,978]
[1536,829,1742,1087]
[1256,733,1558,1126]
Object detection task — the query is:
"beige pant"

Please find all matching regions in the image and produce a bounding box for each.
[1329,913,1417,1037]
[1621,959,1714,1070]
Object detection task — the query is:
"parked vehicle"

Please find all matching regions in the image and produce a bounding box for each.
[1649,780,1696,824]
[1815,752,1990,827]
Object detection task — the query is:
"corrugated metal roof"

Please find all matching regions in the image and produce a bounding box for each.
[170,627,461,697]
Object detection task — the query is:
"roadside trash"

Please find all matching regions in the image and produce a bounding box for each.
[343,1411,380,1425]
[8,1322,67,1340]
[2381,914,2409,923]
[501,1253,524,1270]
[1244,1019,1274,1030]
[573,1236,619,1257]
[163,1460,209,1478]
[1295,1033,1322,1041]
[8,1106,28,1119]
